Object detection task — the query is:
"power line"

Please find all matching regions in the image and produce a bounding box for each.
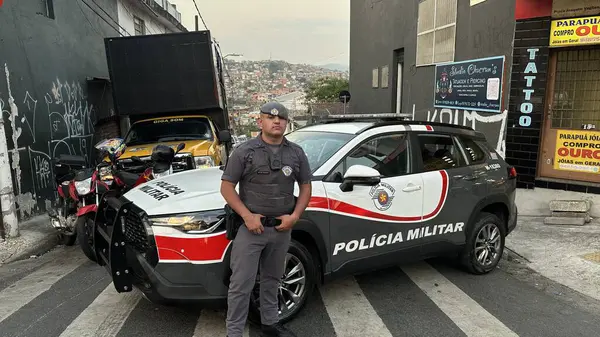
[79,0,124,36]
[192,0,209,31]
[89,0,132,36]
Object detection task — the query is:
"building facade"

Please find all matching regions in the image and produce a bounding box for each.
[0,0,186,236]
[349,0,600,195]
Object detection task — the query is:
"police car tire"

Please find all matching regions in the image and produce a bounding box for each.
[460,212,506,275]
[76,216,97,263]
[247,239,316,325]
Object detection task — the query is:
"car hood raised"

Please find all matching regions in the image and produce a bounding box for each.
[123,167,227,216]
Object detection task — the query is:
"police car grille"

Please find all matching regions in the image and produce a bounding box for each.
[123,212,149,253]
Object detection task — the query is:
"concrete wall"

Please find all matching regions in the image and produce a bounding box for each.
[349,0,516,157]
[0,0,121,221]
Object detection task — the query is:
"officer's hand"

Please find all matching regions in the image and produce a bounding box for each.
[275,214,299,232]
[243,214,264,234]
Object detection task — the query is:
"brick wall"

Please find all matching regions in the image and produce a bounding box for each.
[506,17,551,189]
[94,117,121,141]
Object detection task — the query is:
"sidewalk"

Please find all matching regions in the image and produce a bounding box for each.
[505,215,600,302]
[0,214,58,266]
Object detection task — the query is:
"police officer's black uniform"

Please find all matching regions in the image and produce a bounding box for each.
[221,102,312,337]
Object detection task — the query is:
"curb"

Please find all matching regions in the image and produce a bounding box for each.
[1,233,60,265]
[502,246,531,264]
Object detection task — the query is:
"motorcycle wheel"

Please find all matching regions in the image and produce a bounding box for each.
[60,232,77,246]
[76,216,97,262]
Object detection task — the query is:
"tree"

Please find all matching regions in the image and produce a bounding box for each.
[305,77,349,103]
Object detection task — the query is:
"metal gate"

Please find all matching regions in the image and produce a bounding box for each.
[538,47,600,182]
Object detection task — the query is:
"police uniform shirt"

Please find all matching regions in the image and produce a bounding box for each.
[222,135,312,185]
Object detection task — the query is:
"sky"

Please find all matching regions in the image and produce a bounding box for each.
[168,0,350,67]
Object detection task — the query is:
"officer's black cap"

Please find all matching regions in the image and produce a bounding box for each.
[259,101,289,120]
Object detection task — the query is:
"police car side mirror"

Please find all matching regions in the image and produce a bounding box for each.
[339,165,381,192]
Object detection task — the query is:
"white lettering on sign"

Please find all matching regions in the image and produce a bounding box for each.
[332,222,465,256]
[518,48,539,127]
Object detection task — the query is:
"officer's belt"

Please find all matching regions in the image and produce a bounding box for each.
[261,216,282,227]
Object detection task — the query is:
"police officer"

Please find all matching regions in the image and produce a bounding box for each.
[220,102,312,337]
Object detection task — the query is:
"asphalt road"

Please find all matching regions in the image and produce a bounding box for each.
[1,245,599,337]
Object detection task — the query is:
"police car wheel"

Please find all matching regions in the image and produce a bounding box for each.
[248,239,316,325]
[76,215,97,263]
[460,212,506,275]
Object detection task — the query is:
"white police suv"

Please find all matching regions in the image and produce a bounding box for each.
[90,114,518,324]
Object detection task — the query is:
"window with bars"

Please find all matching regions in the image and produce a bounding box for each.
[416,0,458,66]
[134,16,146,35]
[551,48,600,130]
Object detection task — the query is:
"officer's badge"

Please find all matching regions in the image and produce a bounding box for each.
[282,165,292,177]
[271,108,279,116]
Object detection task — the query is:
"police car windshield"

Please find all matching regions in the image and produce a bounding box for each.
[285,131,354,173]
[124,118,214,146]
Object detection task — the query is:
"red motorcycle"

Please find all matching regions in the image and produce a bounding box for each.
[77,140,185,262]
[48,155,95,246]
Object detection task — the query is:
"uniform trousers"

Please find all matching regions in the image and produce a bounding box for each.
[226,223,292,337]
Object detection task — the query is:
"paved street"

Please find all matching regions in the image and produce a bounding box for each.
[1,246,600,337]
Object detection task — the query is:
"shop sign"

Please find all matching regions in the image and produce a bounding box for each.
[550,16,600,47]
[517,48,540,128]
[433,56,505,113]
[554,129,600,174]
[552,0,600,19]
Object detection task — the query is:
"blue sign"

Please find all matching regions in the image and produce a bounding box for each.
[434,56,505,113]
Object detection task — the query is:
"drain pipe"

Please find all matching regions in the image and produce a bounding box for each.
[0,104,19,238]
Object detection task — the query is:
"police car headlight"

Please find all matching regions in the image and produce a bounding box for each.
[150,211,224,234]
[194,156,215,168]
[75,177,92,195]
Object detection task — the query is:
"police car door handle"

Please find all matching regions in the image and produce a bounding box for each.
[402,184,422,192]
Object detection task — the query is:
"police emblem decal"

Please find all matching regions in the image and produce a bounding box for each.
[282,165,292,177]
[369,182,395,211]
[271,108,279,115]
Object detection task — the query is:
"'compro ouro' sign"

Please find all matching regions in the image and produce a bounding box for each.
[550,16,600,47]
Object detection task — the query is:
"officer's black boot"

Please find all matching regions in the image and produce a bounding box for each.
[260,322,297,337]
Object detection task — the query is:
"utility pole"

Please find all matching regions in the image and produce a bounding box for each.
[0,86,19,238]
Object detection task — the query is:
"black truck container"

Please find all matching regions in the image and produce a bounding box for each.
[104,30,230,133]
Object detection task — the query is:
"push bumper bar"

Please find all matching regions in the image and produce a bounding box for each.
[93,190,146,293]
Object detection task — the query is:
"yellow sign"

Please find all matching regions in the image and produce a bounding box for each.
[554,129,600,174]
[550,16,600,47]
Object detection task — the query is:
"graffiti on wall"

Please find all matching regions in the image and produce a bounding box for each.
[0,63,96,219]
[413,104,507,158]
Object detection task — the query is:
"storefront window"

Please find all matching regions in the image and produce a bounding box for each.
[551,48,600,130]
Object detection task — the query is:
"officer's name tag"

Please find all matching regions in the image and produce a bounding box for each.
[257,170,270,175]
